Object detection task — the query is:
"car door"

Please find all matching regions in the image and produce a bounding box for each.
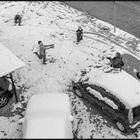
[82,84,102,106]
[97,87,128,122]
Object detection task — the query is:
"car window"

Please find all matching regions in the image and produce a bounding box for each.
[105,91,126,112]
[95,85,126,111]
[104,97,118,110]
[133,105,140,117]
[87,84,128,112]
[87,86,119,110]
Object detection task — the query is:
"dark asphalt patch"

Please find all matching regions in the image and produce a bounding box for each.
[122,53,140,80]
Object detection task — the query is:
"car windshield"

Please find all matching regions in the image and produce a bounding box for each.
[133,105,140,118]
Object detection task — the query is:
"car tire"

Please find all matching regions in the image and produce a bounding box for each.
[74,88,83,98]
[115,121,127,133]
[0,95,9,108]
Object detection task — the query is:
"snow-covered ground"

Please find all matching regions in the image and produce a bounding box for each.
[0,1,140,138]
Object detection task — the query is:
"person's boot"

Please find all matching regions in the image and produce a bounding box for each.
[76,38,79,44]
[43,60,46,64]
[42,57,46,64]
[43,62,46,64]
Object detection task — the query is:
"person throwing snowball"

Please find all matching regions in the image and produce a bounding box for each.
[33,41,54,64]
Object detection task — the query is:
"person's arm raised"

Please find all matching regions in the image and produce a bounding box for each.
[44,44,54,49]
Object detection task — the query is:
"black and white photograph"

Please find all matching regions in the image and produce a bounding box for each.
[0,0,140,138]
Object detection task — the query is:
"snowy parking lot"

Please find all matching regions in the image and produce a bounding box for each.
[0,1,140,138]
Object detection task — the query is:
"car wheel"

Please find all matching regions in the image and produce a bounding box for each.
[74,88,83,98]
[115,121,126,132]
[0,95,9,108]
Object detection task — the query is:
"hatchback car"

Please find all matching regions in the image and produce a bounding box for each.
[19,93,74,138]
[72,69,140,133]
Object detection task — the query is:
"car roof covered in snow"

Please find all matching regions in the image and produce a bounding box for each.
[25,93,71,115]
[23,93,73,138]
[23,113,73,138]
[92,70,140,109]
[0,42,25,77]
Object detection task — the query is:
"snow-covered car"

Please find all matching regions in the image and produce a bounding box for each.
[0,42,25,108]
[72,69,140,133]
[20,93,74,138]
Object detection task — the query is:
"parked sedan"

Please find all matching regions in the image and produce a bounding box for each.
[72,69,140,133]
[19,93,74,138]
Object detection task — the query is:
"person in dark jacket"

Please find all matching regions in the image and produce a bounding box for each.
[107,52,124,71]
[34,41,54,64]
[14,14,22,26]
[76,26,83,44]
